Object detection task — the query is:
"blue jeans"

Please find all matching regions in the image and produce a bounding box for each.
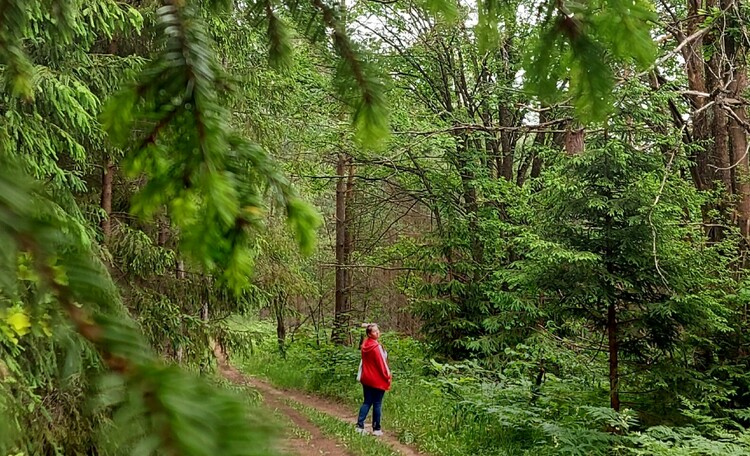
[356,385,385,430]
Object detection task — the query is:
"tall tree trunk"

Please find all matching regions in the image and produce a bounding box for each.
[680,0,750,243]
[683,0,711,193]
[332,153,354,345]
[499,106,515,181]
[608,301,620,412]
[730,65,749,241]
[100,158,114,241]
[455,138,483,273]
[274,292,287,353]
[708,52,732,194]
[175,256,185,361]
[100,38,119,243]
[724,5,749,244]
[525,110,550,184]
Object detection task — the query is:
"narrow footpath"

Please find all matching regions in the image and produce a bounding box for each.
[215,347,423,456]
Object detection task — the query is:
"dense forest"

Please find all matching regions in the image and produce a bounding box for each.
[2,0,750,454]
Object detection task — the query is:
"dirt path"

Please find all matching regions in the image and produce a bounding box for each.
[217,348,351,455]
[245,375,423,456]
[215,347,423,456]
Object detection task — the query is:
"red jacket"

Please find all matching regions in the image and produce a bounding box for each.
[358,338,392,391]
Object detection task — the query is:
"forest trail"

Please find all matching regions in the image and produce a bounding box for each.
[214,347,423,456]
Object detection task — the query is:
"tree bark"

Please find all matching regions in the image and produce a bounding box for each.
[729,62,750,241]
[680,0,750,243]
[499,105,516,181]
[564,128,585,156]
[527,110,550,183]
[608,301,620,412]
[100,158,114,241]
[157,217,169,246]
[100,37,119,243]
[708,51,732,194]
[454,137,484,273]
[274,292,287,353]
[200,301,208,320]
[683,0,711,193]
[332,153,354,345]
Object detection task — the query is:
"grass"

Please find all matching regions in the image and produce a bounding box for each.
[266,407,315,456]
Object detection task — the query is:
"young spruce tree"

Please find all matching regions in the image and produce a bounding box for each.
[523,137,730,416]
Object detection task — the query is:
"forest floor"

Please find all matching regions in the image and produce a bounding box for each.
[215,347,423,456]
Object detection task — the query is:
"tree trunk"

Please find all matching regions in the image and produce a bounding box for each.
[176,259,185,279]
[332,153,354,345]
[100,37,119,243]
[451,137,483,265]
[680,0,750,243]
[608,301,620,412]
[201,301,209,321]
[171,228,185,363]
[271,290,290,355]
[683,0,709,192]
[157,217,169,246]
[526,110,550,184]
[276,311,286,352]
[274,293,287,353]
[100,158,114,241]
[564,128,585,156]
[730,63,750,241]
[708,50,732,194]
[499,105,515,181]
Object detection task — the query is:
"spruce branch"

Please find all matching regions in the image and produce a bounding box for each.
[101,0,320,288]
[311,0,389,147]
[0,0,34,98]
[264,0,294,70]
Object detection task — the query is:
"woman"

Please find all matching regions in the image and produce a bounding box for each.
[355,323,391,436]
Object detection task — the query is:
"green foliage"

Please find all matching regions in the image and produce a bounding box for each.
[414,0,459,22]
[521,0,657,121]
[0,0,39,98]
[263,1,295,70]
[393,173,537,360]
[239,0,391,147]
[2,0,749,454]
[519,135,734,416]
[241,328,750,456]
[0,0,380,452]
[0,0,143,190]
[101,4,320,290]
[315,0,390,148]
[95,367,277,456]
[0,154,284,454]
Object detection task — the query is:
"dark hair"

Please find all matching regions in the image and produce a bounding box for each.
[365,323,379,336]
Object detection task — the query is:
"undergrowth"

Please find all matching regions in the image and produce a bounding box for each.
[236,320,750,456]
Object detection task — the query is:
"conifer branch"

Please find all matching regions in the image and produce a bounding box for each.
[311,0,389,146]
[264,0,294,69]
